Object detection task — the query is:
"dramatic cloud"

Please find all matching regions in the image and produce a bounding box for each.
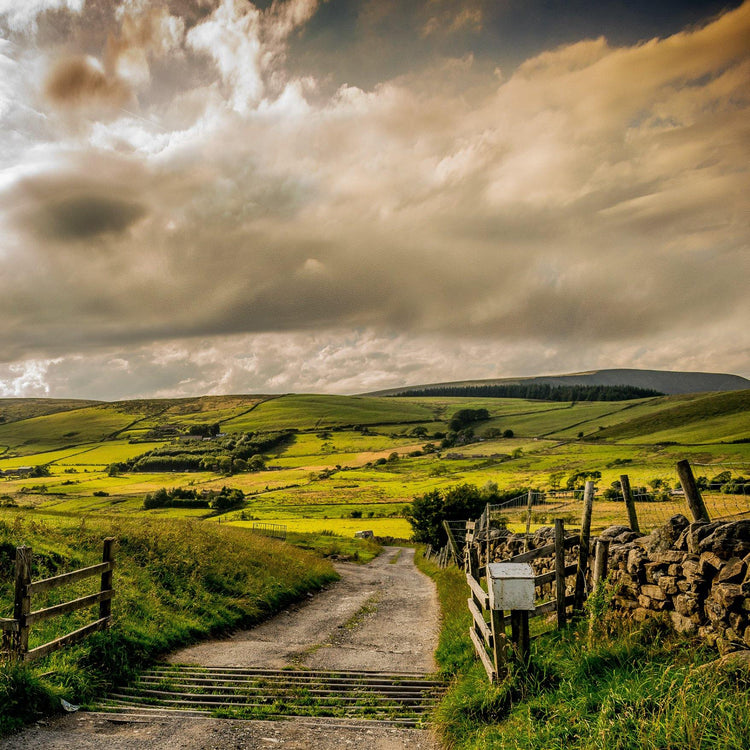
[44,55,131,110]
[0,0,85,31]
[0,0,748,397]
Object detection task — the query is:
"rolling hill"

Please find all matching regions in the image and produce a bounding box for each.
[367,368,750,397]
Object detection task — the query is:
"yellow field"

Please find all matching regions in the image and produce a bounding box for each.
[226,516,412,537]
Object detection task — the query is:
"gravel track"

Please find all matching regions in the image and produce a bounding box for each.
[2,546,443,749]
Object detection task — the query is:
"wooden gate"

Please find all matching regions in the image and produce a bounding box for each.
[466,519,579,682]
[1,538,115,661]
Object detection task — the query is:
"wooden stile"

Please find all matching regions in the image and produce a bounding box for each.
[465,508,588,682]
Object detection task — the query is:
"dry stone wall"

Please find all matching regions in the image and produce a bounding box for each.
[603,516,750,654]
[476,517,750,653]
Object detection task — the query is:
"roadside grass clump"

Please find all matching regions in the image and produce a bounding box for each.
[286,530,382,563]
[417,552,750,750]
[0,512,337,735]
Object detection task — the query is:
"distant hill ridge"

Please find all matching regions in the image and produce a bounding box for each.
[366,368,750,397]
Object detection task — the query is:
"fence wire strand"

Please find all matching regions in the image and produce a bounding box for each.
[486,463,750,536]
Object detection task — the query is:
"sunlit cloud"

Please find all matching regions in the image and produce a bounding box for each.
[0,0,748,397]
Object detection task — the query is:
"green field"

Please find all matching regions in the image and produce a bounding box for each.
[0,390,747,536]
[221,394,436,432]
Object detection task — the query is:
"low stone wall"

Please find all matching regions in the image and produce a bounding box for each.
[602,516,750,654]
[477,516,750,653]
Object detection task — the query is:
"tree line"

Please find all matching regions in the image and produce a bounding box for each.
[393,383,663,401]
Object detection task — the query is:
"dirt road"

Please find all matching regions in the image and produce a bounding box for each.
[171,545,439,673]
[2,547,443,750]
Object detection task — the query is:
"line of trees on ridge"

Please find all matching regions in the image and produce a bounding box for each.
[393,384,664,401]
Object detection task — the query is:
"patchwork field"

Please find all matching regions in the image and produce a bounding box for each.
[0,390,747,537]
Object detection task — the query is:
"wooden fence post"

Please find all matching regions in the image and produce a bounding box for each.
[593,539,610,588]
[523,489,534,552]
[510,611,530,663]
[676,460,710,522]
[489,607,506,678]
[554,518,567,628]
[485,503,491,567]
[13,546,32,660]
[574,481,595,612]
[99,538,115,623]
[619,474,640,533]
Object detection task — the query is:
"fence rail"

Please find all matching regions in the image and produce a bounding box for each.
[1,538,115,662]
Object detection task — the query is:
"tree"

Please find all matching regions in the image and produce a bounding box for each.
[449,408,490,432]
[247,454,266,471]
[210,486,244,510]
[503,429,514,438]
[406,483,500,548]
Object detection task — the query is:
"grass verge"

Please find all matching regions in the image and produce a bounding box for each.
[0,512,337,735]
[286,530,382,563]
[415,551,750,750]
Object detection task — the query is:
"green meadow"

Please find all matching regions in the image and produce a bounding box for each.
[0,389,748,737]
[0,390,747,536]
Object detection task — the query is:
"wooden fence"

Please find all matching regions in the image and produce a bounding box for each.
[423,543,452,568]
[466,519,579,681]
[1,538,115,662]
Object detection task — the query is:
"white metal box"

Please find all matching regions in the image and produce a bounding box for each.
[487,562,535,611]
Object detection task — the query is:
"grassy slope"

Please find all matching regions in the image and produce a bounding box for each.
[0,399,103,424]
[0,511,338,734]
[416,553,750,750]
[222,394,436,432]
[593,390,750,443]
[0,406,146,455]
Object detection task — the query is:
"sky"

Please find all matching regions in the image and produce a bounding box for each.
[0,0,748,400]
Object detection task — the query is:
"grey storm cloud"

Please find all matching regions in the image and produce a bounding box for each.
[0,0,748,397]
[28,193,146,240]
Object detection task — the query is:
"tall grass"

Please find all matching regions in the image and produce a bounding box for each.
[416,551,750,750]
[0,512,337,734]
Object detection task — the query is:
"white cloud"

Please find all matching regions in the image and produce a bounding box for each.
[0,0,748,396]
[0,0,84,31]
[0,360,55,396]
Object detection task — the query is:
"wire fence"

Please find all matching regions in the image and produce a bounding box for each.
[247,522,287,541]
[487,462,750,535]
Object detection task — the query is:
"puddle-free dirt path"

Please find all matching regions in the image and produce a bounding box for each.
[2,547,443,750]
[170,545,439,673]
